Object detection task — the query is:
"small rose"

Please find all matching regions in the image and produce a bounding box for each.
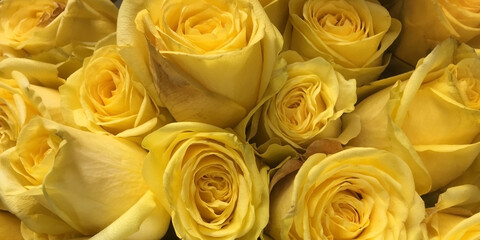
[267,147,426,240]
[60,42,172,143]
[142,122,269,240]
[253,51,358,150]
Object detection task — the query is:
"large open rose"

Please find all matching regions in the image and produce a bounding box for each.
[350,39,480,192]
[267,147,426,240]
[0,0,117,77]
[118,0,283,127]
[252,51,358,150]
[142,122,269,240]
[0,117,169,239]
[394,0,480,66]
[286,0,401,85]
[60,37,172,143]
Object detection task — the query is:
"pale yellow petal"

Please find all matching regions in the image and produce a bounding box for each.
[417,143,480,191]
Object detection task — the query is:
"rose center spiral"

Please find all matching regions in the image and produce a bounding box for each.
[195,163,234,223]
[304,0,367,41]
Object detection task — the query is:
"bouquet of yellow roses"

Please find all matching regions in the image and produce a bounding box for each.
[1,0,480,239]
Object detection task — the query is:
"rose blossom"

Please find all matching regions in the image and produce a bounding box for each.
[0,117,170,239]
[252,51,358,150]
[142,122,269,240]
[117,0,283,127]
[285,0,401,85]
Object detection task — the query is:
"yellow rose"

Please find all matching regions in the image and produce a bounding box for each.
[286,0,401,85]
[0,117,170,239]
[350,39,480,192]
[120,0,283,127]
[0,0,118,77]
[142,122,269,240]
[253,51,358,150]
[0,59,63,153]
[394,0,480,66]
[60,40,172,144]
[0,211,22,240]
[425,184,480,239]
[267,147,426,240]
